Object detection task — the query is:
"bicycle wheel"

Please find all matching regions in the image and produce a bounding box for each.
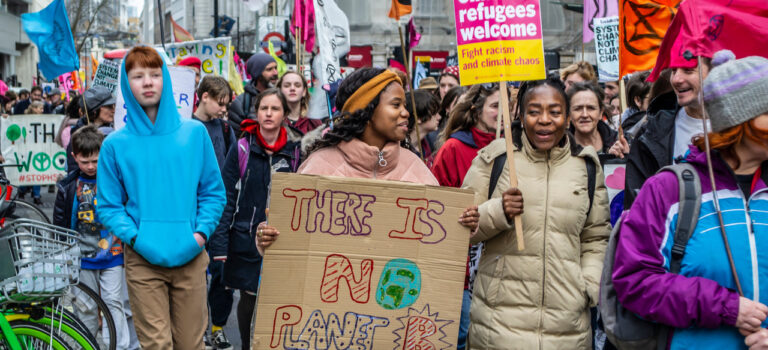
[5,320,74,350]
[62,283,116,350]
[33,308,100,350]
[44,305,100,348]
[9,199,50,224]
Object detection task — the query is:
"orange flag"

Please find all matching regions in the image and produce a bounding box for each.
[618,0,681,78]
[170,15,194,42]
[90,53,98,79]
[388,0,412,20]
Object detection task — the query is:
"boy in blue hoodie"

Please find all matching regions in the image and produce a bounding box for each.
[54,125,131,349]
[96,46,226,349]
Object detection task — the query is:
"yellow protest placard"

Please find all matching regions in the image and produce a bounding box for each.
[252,173,472,349]
[453,0,546,85]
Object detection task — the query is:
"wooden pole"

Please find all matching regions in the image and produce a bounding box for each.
[398,24,424,160]
[495,88,503,139]
[697,56,743,296]
[618,77,627,135]
[296,26,302,71]
[499,81,524,251]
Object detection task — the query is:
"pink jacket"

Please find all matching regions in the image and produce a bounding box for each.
[298,138,438,186]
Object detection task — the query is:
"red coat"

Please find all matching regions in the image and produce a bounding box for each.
[431,127,495,187]
[431,127,495,290]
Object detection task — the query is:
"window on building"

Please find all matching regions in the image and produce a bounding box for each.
[415,0,447,18]
[336,0,370,27]
[541,0,567,33]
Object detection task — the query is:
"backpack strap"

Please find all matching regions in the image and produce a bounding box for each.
[658,163,701,274]
[243,92,253,118]
[221,118,232,155]
[237,136,250,179]
[487,153,597,213]
[488,153,507,200]
[585,157,596,217]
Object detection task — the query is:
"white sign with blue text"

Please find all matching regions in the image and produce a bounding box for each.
[114,66,196,130]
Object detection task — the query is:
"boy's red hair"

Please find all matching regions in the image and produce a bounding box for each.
[125,46,163,73]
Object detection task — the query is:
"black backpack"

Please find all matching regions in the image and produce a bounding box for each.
[599,163,701,350]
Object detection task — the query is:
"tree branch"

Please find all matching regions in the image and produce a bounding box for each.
[76,0,111,53]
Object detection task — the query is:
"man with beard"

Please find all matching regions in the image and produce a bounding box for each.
[14,86,52,114]
[228,53,278,133]
[623,59,712,208]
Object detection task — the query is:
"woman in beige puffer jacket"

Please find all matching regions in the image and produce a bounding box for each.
[462,78,611,350]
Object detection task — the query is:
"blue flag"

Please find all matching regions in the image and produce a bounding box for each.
[21,0,79,80]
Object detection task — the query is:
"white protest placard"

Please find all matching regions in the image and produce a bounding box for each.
[114,66,197,129]
[0,114,66,185]
[41,83,56,95]
[159,37,233,80]
[307,0,349,119]
[91,58,121,94]
[594,16,620,82]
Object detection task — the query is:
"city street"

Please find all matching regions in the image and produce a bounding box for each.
[37,190,246,349]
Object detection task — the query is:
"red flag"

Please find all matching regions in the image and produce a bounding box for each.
[649,0,768,81]
[291,0,316,53]
[388,0,412,20]
[170,15,194,42]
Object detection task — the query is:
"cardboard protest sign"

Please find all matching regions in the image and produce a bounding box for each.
[603,160,626,204]
[160,37,233,80]
[0,114,66,185]
[114,66,196,129]
[91,58,121,94]
[594,16,619,82]
[253,173,472,349]
[453,0,546,85]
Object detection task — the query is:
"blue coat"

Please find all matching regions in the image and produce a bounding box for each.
[96,51,226,268]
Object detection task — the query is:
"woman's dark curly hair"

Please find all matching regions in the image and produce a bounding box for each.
[310,67,394,152]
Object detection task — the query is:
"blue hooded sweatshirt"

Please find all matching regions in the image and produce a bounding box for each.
[96,47,226,268]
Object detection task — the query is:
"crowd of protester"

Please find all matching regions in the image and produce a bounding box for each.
[9,43,763,350]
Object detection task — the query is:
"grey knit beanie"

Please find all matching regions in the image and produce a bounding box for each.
[703,50,768,132]
[246,53,276,82]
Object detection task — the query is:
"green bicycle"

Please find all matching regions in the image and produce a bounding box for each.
[0,219,98,350]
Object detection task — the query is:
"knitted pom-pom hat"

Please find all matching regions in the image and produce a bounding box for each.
[702,50,768,132]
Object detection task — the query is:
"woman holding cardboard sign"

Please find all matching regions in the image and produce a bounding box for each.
[295,67,480,227]
[462,77,611,349]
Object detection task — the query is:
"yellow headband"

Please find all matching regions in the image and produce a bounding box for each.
[341,70,402,114]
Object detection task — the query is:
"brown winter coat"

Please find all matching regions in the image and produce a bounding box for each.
[462,135,610,350]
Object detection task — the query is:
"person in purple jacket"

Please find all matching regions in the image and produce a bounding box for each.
[613,51,768,350]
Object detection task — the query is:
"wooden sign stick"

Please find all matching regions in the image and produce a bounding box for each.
[499,81,524,251]
[618,78,627,136]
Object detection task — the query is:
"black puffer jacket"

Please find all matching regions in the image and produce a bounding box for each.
[208,132,301,292]
[623,92,679,208]
[570,120,618,156]
[52,169,80,230]
[227,84,261,134]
